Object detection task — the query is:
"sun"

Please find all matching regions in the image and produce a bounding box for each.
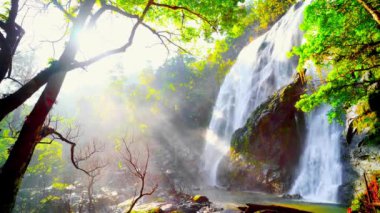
[76,14,168,71]
[17,3,169,95]
[66,13,168,93]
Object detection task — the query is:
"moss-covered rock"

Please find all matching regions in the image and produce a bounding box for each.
[191,195,209,204]
[218,73,306,193]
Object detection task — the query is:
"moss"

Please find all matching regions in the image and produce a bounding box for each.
[224,74,306,193]
[231,73,304,156]
[131,207,161,213]
[192,195,202,201]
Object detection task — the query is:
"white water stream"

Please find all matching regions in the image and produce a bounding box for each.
[202,1,343,203]
[289,107,343,203]
[202,3,305,186]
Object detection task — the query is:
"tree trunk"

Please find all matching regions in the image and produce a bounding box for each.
[0,1,95,211]
[88,177,95,213]
[0,0,20,84]
[0,70,67,212]
[0,50,13,84]
[0,65,57,122]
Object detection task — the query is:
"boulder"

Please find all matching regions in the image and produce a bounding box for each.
[192,195,210,204]
[218,73,306,193]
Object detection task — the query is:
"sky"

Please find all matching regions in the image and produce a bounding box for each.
[0,0,220,100]
[9,0,169,97]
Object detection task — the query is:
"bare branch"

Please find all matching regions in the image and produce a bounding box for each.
[71,0,154,69]
[119,138,157,213]
[4,76,23,87]
[36,120,97,177]
[89,4,139,26]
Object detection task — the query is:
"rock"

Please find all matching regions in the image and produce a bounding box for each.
[239,203,311,213]
[178,202,205,213]
[198,206,224,212]
[219,73,306,193]
[160,203,176,212]
[282,193,302,199]
[192,195,210,204]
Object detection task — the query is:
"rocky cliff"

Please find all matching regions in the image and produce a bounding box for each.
[218,73,306,193]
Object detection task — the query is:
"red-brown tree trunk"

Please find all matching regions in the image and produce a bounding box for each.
[0,65,57,122]
[0,1,94,211]
[0,70,67,212]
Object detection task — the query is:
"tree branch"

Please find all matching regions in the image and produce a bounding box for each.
[71,0,153,68]
[357,0,380,26]
[51,0,75,20]
[0,64,58,122]
[151,1,217,32]
[4,76,23,86]
[7,0,19,26]
[119,139,157,213]
[89,4,139,26]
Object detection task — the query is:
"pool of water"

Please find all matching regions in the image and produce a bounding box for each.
[200,188,347,213]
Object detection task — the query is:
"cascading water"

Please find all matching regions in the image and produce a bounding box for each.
[289,107,343,203]
[202,2,306,186]
[202,0,343,204]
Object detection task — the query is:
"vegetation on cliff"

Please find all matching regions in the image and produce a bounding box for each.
[290,0,380,209]
[291,0,380,140]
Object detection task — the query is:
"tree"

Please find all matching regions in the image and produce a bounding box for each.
[292,0,380,137]
[74,141,107,213]
[0,0,245,211]
[118,139,157,213]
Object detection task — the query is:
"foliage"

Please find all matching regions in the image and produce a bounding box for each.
[245,0,297,31]
[350,174,380,213]
[27,142,64,175]
[191,0,296,84]
[1,0,253,209]
[39,195,61,204]
[0,126,15,166]
[119,0,245,39]
[292,0,380,133]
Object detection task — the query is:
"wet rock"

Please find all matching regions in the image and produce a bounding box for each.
[282,193,302,199]
[219,73,306,193]
[160,203,175,212]
[177,202,206,213]
[198,206,224,213]
[192,195,210,203]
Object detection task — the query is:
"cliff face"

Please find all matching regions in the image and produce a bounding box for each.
[217,73,306,193]
[342,89,380,206]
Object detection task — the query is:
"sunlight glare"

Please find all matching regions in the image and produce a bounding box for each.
[63,14,168,93]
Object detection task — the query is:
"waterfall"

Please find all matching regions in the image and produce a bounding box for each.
[202,2,306,186]
[289,107,343,203]
[202,0,343,204]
